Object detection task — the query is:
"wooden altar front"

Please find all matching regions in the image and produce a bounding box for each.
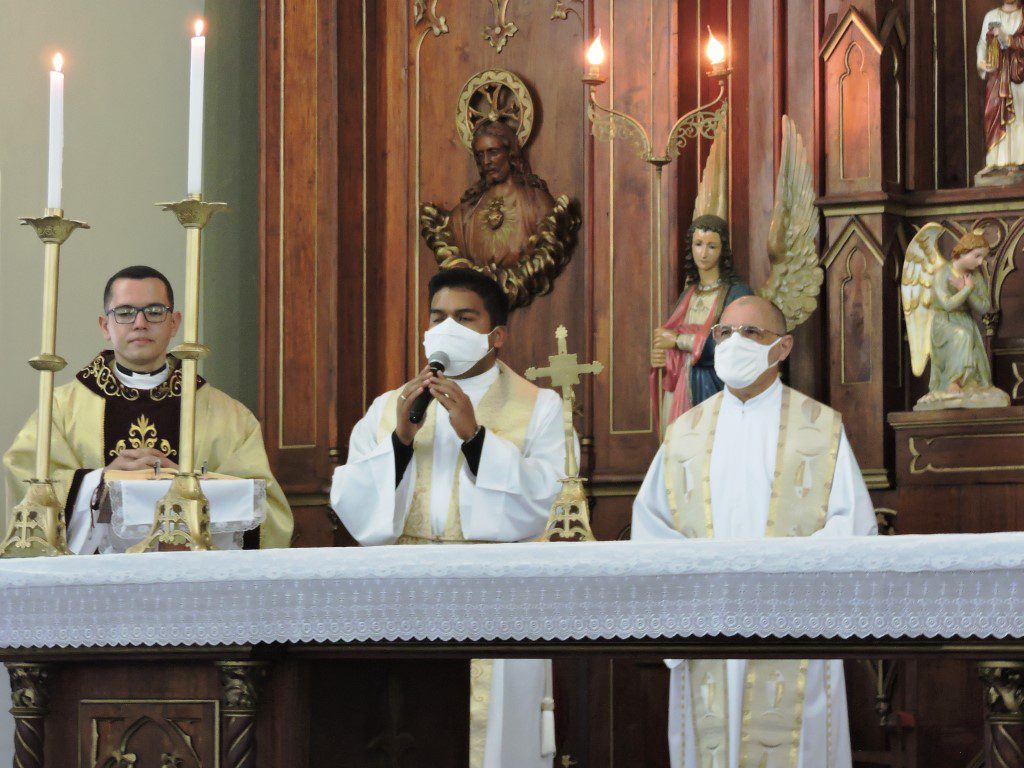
[7,638,1024,768]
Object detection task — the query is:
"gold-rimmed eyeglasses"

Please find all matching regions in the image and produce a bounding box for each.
[710,323,783,344]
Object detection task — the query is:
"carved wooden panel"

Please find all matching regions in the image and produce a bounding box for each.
[823,214,902,485]
[80,700,217,768]
[840,248,874,384]
[259,0,340,497]
[307,659,469,768]
[889,407,1024,487]
[823,10,884,194]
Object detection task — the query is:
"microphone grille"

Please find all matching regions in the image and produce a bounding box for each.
[428,350,451,371]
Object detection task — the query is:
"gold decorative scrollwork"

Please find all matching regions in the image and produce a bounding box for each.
[81,354,186,402]
[109,415,177,459]
[874,507,898,535]
[550,0,583,26]
[456,69,534,150]
[414,0,448,36]
[421,194,581,309]
[218,662,267,713]
[8,664,49,713]
[665,102,728,164]
[483,0,518,53]
[908,434,1024,474]
[84,355,141,401]
[980,663,1024,717]
[978,662,1024,768]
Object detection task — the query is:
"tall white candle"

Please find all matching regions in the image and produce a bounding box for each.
[47,53,64,211]
[187,19,206,196]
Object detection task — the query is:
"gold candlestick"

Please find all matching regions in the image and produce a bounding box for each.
[1,210,89,558]
[128,195,226,553]
[525,326,602,542]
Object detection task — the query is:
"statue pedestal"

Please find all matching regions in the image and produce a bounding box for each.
[888,407,1024,487]
[975,165,1024,188]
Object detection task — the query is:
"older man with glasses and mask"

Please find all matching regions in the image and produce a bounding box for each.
[631,294,876,768]
[3,265,292,553]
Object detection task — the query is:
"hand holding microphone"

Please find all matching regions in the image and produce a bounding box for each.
[395,351,450,445]
[409,351,450,423]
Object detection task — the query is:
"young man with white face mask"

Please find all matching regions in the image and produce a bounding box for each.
[631,295,876,768]
[331,268,572,768]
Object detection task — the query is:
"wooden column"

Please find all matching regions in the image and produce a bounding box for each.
[819,6,906,489]
[6,663,49,768]
[978,662,1024,768]
[217,661,268,768]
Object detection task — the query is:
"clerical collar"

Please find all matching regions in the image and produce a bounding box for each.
[114,361,170,391]
[723,376,783,410]
[452,363,500,394]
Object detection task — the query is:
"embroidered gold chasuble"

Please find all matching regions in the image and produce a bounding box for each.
[3,352,293,549]
[375,361,539,767]
[663,386,842,768]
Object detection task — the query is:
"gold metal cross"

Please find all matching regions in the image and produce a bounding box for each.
[525,325,603,478]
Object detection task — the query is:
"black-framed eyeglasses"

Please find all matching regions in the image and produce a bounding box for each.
[106,304,173,325]
[711,323,783,344]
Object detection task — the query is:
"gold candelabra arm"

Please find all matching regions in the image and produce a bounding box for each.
[663,85,728,164]
[587,88,653,163]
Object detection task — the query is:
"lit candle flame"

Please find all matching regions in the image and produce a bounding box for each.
[586,32,605,67]
[706,28,726,66]
[194,19,206,37]
[52,53,63,73]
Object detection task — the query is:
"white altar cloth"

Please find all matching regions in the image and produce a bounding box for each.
[0,533,1022,649]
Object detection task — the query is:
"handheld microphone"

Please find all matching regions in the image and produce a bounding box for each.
[408,351,450,424]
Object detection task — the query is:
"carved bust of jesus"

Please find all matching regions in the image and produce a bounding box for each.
[448,120,557,269]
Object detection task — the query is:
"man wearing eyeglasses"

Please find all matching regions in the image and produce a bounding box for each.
[632,295,876,768]
[3,265,293,553]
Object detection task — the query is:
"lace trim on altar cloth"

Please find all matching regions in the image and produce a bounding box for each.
[0,533,1022,649]
[106,478,267,546]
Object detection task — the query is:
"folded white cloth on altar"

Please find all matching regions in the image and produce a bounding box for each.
[107,478,267,538]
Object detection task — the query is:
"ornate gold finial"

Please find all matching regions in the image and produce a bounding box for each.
[526,326,602,542]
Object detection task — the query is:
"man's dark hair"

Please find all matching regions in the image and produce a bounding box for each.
[428,268,509,327]
[103,266,174,309]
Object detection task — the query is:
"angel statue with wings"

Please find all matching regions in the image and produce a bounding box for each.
[902,225,1011,410]
[651,116,822,434]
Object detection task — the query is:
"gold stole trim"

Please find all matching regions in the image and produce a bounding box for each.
[689,660,729,768]
[666,385,842,767]
[377,362,538,544]
[469,658,494,768]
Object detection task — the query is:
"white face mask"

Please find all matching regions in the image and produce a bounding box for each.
[422,317,495,376]
[714,333,783,390]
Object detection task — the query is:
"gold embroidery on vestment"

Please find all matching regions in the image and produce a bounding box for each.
[81,354,185,402]
[108,414,177,459]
